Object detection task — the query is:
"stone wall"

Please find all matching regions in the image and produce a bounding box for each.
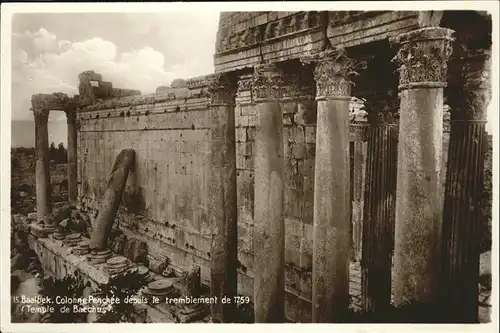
[77,77,214,286]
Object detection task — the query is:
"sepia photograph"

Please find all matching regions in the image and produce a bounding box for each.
[1,1,498,330]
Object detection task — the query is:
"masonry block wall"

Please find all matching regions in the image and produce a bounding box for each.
[232,74,369,321]
[77,77,216,285]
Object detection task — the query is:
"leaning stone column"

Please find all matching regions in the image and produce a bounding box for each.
[390,27,454,307]
[303,49,365,322]
[207,73,238,323]
[33,107,53,222]
[361,92,399,312]
[252,63,286,323]
[89,149,135,250]
[441,49,491,322]
[66,107,78,207]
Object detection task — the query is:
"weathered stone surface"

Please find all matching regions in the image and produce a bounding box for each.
[252,64,286,323]
[208,73,238,323]
[304,48,363,322]
[391,26,454,307]
[110,233,127,254]
[440,48,491,322]
[33,108,52,222]
[123,238,148,263]
[89,149,135,250]
[148,257,169,274]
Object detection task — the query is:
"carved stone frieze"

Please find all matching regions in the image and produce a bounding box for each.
[302,48,366,100]
[391,27,455,90]
[207,73,237,105]
[252,64,286,102]
[237,74,253,92]
[215,11,325,54]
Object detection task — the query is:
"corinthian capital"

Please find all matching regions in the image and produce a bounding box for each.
[32,108,50,125]
[252,64,286,102]
[207,73,237,106]
[302,48,366,100]
[391,27,455,90]
[448,48,491,122]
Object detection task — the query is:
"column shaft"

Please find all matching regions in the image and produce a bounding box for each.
[361,102,398,312]
[351,134,367,261]
[441,50,491,322]
[391,27,454,306]
[252,64,286,323]
[66,109,78,207]
[89,149,135,250]
[314,97,351,321]
[208,74,238,323]
[303,49,365,322]
[34,109,52,222]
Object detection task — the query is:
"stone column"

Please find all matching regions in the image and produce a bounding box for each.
[89,149,135,250]
[207,73,238,323]
[360,92,399,312]
[303,49,365,322]
[66,108,78,207]
[252,63,286,323]
[33,108,53,222]
[441,49,491,322]
[350,124,368,261]
[390,27,454,306]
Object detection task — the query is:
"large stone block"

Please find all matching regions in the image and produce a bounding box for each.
[124,238,148,263]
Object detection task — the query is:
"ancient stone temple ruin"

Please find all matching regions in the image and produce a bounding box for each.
[27,10,493,323]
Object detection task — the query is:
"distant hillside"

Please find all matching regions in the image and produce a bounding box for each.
[11,120,67,148]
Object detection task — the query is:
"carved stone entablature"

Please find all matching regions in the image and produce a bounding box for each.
[207,73,237,105]
[302,48,366,100]
[252,64,286,102]
[391,27,455,90]
[186,75,210,90]
[215,11,326,54]
[237,74,253,92]
[31,93,72,112]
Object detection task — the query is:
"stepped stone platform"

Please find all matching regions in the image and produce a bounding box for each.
[27,235,212,323]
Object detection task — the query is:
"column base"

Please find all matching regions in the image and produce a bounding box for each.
[29,223,57,238]
[88,249,113,264]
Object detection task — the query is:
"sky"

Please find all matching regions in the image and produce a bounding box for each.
[11,12,221,121]
[9,10,495,133]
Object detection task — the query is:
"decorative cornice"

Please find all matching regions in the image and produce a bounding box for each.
[252,64,286,102]
[207,73,237,106]
[302,48,366,100]
[391,27,455,90]
[215,11,326,54]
